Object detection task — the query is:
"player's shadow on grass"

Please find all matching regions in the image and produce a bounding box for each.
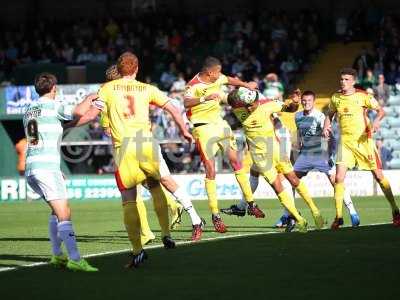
[0,254,47,265]
[0,236,127,245]
[0,237,49,242]
[75,235,128,245]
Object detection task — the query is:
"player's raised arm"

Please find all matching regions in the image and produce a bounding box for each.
[226,77,258,90]
[73,93,99,117]
[281,88,301,112]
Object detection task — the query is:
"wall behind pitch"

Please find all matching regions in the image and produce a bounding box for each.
[0,171,397,202]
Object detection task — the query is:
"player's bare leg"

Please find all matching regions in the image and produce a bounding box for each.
[226,147,265,218]
[160,175,204,241]
[371,168,400,227]
[328,173,360,226]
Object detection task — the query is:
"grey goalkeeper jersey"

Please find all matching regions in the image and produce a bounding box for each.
[23,97,74,175]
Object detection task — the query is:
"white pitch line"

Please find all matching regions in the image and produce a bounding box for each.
[0,222,391,273]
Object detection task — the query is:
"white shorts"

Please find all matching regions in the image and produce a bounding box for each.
[158,145,171,178]
[26,170,68,201]
[293,153,331,175]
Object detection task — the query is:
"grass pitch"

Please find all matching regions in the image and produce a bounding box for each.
[0,197,399,299]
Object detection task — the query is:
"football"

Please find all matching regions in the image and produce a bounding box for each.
[237,87,258,105]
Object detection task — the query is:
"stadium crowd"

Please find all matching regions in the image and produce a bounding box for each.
[0,10,324,87]
[5,9,400,173]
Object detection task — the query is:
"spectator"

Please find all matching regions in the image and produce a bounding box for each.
[354,57,366,81]
[105,18,119,39]
[152,122,165,140]
[361,69,377,89]
[280,55,299,86]
[373,74,390,106]
[231,57,246,75]
[376,139,392,170]
[76,46,94,64]
[385,61,398,85]
[170,72,186,92]
[169,29,182,49]
[262,73,284,101]
[155,30,169,51]
[92,46,108,63]
[61,43,74,63]
[353,47,374,70]
[160,62,177,90]
[336,16,348,39]
[165,121,180,139]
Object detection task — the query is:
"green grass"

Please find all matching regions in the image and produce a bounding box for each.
[1,197,399,299]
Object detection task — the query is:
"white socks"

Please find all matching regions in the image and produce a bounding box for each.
[48,215,62,256]
[57,221,81,261]
[173,186,202,225]
[343,189,357,215]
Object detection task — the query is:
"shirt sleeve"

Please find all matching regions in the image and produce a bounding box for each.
[364,94,380,110]
[100,109,109,128]
[218,74,229,85]
[150,86,170,107]
[184,84,197,98]
[270,100,284,113]
[294,112,301,129]
[328,95,338,113]
[97,85,108,105]
[317,111,326,130]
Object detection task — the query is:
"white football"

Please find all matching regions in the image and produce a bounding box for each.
[237,87,257,104]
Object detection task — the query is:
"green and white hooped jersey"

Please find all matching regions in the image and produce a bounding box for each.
[23,97,74,175]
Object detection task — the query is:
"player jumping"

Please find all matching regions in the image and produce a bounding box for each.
[221,88,325,230]
[184,57,265,233]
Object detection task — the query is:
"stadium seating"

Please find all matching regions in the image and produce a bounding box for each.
[385,139,400,151]
[388,95,400,106]
[387,158,400,169]
[391,150,400,159]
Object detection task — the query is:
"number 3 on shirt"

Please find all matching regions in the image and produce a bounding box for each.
[122,94,135,118]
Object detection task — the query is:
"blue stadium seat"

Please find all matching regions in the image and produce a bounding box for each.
[387,158,400,169]
[391,105,400,115]
[378,128,398,139]
[383,106,398,117]
[386,139,400,151]
[388,95,400,106]
[391,150,400,159]
[382,138,397,148]
[386,117,400,128]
